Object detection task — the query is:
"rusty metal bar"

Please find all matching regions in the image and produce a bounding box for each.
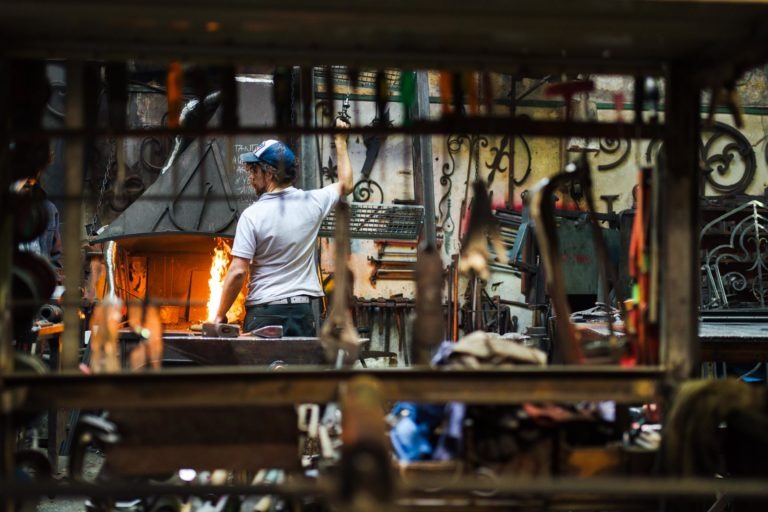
[6,367,664,411]
[660,66,701,380]
[413,70,437,246]
[8,117,666,140]
[5,476,768,501]
[61,61,85,370]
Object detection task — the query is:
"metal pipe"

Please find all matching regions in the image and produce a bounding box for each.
[414,70,436,246]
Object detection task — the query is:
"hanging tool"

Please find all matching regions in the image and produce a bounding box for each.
[337,94,351,124]
[375,70,388,123]
[458,180,508,280]
[360,108,390,177]
[707,80,744,128]
[320,200,363,367]
[439,70,453,116]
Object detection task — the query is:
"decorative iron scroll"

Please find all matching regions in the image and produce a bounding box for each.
[321,154,337,183]
[440,134,492,253]
[645,122,756,195]
[352,179,384,203]
[597,137,631,171]
[764,137,768,167]
[140,136,171,173]
[700,200,768,309]
[702,122,756,194]
[485,134,532,186]
[438,135,460,253]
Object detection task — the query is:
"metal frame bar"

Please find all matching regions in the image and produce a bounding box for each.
[660,65,702,379]
[8,118,665,140]
[4,476,768,501]
[7,367,664,411]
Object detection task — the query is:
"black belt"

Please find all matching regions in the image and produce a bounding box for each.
[254,295,312,306]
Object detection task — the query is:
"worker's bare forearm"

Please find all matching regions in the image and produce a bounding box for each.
[214,265,247,323]
[334,119,354,196]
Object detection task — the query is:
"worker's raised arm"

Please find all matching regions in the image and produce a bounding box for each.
[333,118,354,197]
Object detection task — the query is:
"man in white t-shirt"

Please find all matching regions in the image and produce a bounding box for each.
[213,119,353,335]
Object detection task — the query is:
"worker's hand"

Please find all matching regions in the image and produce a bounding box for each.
[334,117,350,144]
[213,314,228,324]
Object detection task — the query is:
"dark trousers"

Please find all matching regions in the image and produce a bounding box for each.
[245,303,315,336]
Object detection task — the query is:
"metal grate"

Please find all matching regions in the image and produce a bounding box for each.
[319,203,424,240]
[314,66,401,91]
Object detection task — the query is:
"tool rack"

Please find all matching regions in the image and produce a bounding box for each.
[3,0,768,508]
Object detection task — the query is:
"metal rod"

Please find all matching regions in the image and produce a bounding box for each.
[62,61,85,370]
[5,476,768,501]
[8,117,666,140]
[6,367,665,410]
[661,66,701,378]
[414,70,437,246]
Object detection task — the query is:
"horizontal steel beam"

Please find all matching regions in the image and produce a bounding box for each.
[4,476,768,500]
[5,367,665,411]
[8,118,666,141]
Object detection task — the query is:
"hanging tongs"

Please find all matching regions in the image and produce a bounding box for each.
[529,153,622,364]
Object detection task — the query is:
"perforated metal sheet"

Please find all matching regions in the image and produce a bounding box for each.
[319,203,424,240]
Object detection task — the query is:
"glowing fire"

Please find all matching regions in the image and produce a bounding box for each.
[206,239,245,323]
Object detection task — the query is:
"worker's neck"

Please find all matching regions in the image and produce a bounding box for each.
[265,182,291,194]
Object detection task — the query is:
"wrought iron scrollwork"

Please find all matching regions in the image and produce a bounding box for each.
[140,136,171,173]
[438,136,461,253]
[764,136,768,168]
[597,137,631,171]
[485,135,532,186]
[321,155,338,183]
[646,122,756,195]
[702,122,756,194]
[700,200,768,309]
[353,178,384,203]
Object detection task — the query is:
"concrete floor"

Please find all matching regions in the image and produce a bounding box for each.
[33,450,103,512]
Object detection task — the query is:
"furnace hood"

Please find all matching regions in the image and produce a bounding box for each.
[92,137,254,245]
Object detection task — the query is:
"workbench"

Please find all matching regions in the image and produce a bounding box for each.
[153,332,326,366]
[699,322,768,364]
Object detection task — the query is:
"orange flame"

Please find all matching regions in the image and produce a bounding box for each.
[206,239,245,323]
[207,239,230,321]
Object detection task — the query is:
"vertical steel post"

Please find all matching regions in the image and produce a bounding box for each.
[298,66,318,191]
[0,58,15,512]
[412,70,436,247]
[660,66,701,379]
[62,62,85,370]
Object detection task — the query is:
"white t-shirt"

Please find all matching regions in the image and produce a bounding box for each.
[231,185,340,305]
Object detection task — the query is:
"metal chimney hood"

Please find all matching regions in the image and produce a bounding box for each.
[92,138,252,246]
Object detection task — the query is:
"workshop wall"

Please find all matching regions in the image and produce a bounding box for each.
[50,64,768,365]
[313,68,768,354]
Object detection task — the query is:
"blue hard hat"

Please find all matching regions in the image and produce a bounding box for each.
[239,139,296,171]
